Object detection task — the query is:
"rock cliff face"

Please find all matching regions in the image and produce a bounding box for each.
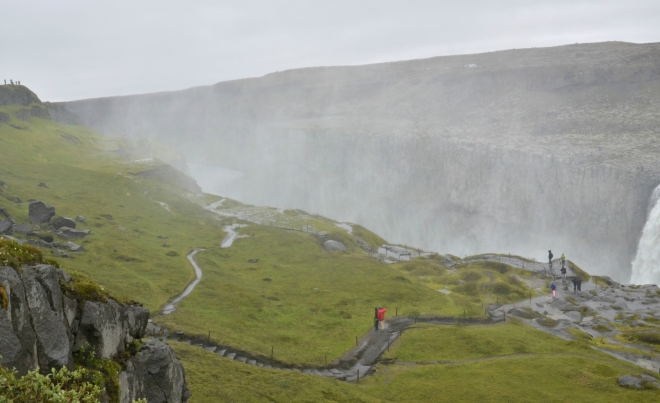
[0,264,189,402]
[63,41,660,281]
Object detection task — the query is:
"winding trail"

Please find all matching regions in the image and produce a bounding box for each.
[160,249,205,315]
[152,241,654,381]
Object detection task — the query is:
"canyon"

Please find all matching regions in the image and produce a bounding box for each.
[62,41,660,282]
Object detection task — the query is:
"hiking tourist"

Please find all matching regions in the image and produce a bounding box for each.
[548,250,553,266]
[560,265,567,281]
[377,307,387,330]
[575,277,582,294]
[561,253,566,266]
[374,307,379,330]
[572,277,577,293]
[550,281,556,298]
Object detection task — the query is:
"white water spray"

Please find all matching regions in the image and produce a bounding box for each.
[630,185,660,285]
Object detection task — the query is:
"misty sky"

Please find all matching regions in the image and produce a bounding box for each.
[2,0,659,101]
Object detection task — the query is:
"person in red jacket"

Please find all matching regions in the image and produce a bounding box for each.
[377,307,387,330]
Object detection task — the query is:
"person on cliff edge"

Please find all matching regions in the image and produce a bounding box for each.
[561,253,566,267]
[377,307,387,330]
[550,281,557,298]
[561,265,567,282]
[548,250,553,267]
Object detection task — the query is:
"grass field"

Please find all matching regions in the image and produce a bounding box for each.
[170,321,660,402]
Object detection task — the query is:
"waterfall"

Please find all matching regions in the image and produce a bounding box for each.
[630,184,660,285]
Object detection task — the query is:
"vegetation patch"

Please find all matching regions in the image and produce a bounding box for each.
[0,365,103,403]
[0,237,60,270]
[620,330,660,346]
[536,317,558,327]
[593,324,613,333]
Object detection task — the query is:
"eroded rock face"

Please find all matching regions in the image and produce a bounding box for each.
[119,340,191,403]
[0,264,147,371]
[28,201,55,225]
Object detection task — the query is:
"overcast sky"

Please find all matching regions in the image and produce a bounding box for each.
[1,0,659,101]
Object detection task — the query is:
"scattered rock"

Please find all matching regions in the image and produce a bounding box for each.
[323,240,347,252]
[162,243,170,248]
[56,227,90,239]
[36,233,54,243]
[51,216,76,230]
[65,241,84,252]
[564,311,583,324]
[157,235,168,239]
[12,223,34,234]
[248,259,259,263]
[28,201,55,224]
[618,374,660,389]
[100,214,113,220]
[0,220,12,234]
[37,182,49,189]
[75,215,86,222]
[262,278,272,282]
[612,300,629,311]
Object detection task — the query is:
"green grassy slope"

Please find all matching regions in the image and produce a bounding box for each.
[172,321,660,402]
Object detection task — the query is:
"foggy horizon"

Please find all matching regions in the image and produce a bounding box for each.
[2,0,660,101]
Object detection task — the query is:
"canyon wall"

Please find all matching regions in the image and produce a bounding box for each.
[62,41,660,282]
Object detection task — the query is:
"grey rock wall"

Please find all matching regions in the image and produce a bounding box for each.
[0,264,188,402]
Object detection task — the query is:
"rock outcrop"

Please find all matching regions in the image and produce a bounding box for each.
[0,264,189,402]
[119,340,191,403]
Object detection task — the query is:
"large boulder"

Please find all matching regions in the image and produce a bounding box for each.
[28,201,55,224]
[323,240,347,252]
[57,227,90,239]
[119,340,191,403]
[51,216,76,230]
[0,220,12,234]
[12,223,34,234]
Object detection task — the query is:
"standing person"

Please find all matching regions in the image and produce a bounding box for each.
[548,250,553,267]
[572,277,578,294]
[561,253,566,267]
[374,307,379,330]
[550,282,557,298]
[377,307,387,330]
[576,277,582,294]
[560,265,567,281]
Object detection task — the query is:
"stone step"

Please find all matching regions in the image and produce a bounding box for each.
[264,365,272,369]
[235,356,247,363]
[217,349,227,356]
[204,346,217,352]
[328,368,342,375]
[247,359,257,365]
[257,363,264,368]
[225,353,237,360]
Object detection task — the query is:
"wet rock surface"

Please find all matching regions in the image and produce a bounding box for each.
[0,263,188,401]
[119,340,190,403]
